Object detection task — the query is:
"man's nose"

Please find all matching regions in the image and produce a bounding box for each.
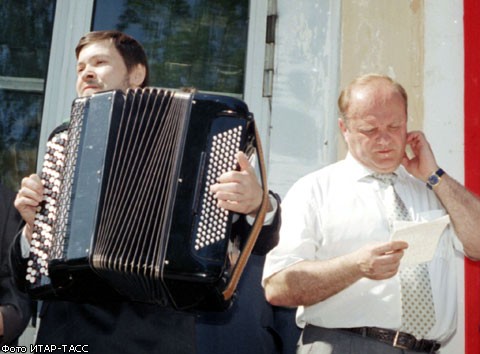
[80,66,96,80]
[376,131,392,144]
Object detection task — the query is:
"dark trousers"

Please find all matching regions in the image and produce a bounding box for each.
[196,255,301,354]
[297,326,438,354]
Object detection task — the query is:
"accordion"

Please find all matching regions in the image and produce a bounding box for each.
[26,88,268,311]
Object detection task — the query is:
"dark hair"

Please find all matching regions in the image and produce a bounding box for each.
[338,73,408,121]
[75,30,149,87]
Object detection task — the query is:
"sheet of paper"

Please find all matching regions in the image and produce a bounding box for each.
[391,215,450,267]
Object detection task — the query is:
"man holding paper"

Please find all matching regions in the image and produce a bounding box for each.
[262,73,480,353]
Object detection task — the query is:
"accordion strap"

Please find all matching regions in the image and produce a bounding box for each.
[222,121,269,301]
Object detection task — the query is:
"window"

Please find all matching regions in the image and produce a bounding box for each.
[92,0,249,96]
[0,0,56,190]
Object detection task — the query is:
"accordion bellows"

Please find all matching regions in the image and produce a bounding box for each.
[27,88,258,311]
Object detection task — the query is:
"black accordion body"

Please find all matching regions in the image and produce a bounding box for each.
[26,88,261,311]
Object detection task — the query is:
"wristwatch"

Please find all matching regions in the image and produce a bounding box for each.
[426,168,445,190]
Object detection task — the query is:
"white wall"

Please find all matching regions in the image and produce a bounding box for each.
[424,1,465,353]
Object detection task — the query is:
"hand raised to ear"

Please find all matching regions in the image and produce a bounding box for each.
[402,131,439,181]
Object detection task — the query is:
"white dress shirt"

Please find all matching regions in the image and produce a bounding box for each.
[262,154,463,343]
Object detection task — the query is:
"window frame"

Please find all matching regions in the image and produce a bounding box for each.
[38,0,94,167]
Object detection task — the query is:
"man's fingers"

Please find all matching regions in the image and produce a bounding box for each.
[236,151,252,172]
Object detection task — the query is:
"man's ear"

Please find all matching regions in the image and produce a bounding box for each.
[338,117,347,135]
[130,64,146,87]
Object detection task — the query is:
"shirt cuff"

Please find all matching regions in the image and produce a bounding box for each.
[246,192,278,226]
[20,229,30,259]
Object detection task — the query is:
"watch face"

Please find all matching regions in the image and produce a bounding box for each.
[428,175,440,185]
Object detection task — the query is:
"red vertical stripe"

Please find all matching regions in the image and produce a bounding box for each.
[464,1,480,353]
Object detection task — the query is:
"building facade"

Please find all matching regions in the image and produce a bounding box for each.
[1,1,477,352]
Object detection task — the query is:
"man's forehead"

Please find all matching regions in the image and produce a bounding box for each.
[349,84,404,111]
[78,39,117,60]
[351,81,399,100]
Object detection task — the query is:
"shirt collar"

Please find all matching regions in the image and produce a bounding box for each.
[344,153,407,183]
